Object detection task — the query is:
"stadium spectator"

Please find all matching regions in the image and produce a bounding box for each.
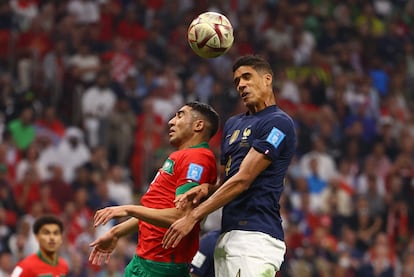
[56,127,90,183]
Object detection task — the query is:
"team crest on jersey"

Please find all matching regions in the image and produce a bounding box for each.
[240,127,251,147]
[162,158,174,175]
[266,127,285,149]
[229,130,240,145]
[186,163,204,181]
[242,127,251,139]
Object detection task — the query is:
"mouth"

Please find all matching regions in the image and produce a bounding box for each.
[241,92,249,100]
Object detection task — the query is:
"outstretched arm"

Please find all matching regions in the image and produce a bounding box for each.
[94,203,191,229]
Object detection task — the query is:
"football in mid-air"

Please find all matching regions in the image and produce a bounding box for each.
[187,11,234,59]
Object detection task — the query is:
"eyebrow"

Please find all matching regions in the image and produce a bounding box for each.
[176,110,185,117]
[233,72,251,86]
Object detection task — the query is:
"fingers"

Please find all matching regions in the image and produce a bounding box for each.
[174,197,189,209]
[192,193,205,205]
[93,209,111,227]
[89,246,112,265]
[162,227,183,249]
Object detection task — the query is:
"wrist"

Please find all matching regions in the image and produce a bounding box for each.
[110,225,121,239]
[190,208,203,222]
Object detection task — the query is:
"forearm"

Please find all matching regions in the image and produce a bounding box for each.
[191,174,249,222]
[110,217,138,238]
[191,148,271,221]
[124,205,185,229]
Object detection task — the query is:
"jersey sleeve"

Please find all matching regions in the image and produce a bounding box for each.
[175,150,217,196]
[252,115,293,161]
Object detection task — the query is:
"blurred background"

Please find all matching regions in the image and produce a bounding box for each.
[0,0,413,276]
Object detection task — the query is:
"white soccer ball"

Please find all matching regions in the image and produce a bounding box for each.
[187,11,234,59]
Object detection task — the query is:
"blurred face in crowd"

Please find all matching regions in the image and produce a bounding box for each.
[36,223,63,256]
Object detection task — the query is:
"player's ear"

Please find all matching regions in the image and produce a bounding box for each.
[264,73,272,87]
[193,119,204,132]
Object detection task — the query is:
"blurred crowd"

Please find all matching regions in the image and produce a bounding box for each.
[0,0,413,276]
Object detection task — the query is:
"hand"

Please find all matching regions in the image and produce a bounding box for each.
[94,206,128,227]
[174,183,210,209]
[162,214,197,249]
[89,231,119,265]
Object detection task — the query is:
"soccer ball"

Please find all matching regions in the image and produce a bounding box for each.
[187,11,234,59]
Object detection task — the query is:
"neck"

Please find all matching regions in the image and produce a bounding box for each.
[177,138,207,150]
[39,250,58,265]
[248,96,276,114]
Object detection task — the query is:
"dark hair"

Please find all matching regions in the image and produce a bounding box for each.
[232,55,274,77]
[186,102,219,139]
[33,215,64,234]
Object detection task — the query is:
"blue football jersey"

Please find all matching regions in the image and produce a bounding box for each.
[220,105,296,240]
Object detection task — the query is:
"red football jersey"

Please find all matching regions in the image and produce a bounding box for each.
[138,143,217,263]
[11,252,69,277]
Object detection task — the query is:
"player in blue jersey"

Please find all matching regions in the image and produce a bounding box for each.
[163,55,297,276]
[190,229,220,277]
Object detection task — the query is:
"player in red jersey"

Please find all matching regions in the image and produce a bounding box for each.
[11,215,69,277]
[89,102,219,277]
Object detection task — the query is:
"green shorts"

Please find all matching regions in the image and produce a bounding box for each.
[124,255,190,277]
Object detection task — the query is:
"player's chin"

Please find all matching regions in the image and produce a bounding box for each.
[169,137,178,147]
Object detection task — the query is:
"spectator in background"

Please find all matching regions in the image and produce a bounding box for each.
[42,165,74,212]
[56,127,90,183]
[35,105,66,142]
[81,71,116,148]
[106,165,133,206]
[191,62,214,104]
[130,98,163,192]
[347,196,383,253]
[10,0,39,32]
[15,143,45,183]
[69,41,101,89]
[0,250,13,276]
[0,165,21,228]
[105,97,136,166]
[300,136,337,183]
[67,0,100,25]
[42,39,70,106]
[7,107,35,152]
[13,166,41,214]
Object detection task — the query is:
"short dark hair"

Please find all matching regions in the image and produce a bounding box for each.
[232,55,274,77]
[186,102,219,139]
[33,215,64,234]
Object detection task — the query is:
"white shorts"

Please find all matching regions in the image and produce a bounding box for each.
[214,230,286,277]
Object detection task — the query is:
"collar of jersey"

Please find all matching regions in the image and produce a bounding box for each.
[37,250,58,266]
[189,142,210,149]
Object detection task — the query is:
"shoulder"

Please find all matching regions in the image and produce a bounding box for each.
[58,257,69,270]
[12,254,37,276]
[17,254,38,266]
